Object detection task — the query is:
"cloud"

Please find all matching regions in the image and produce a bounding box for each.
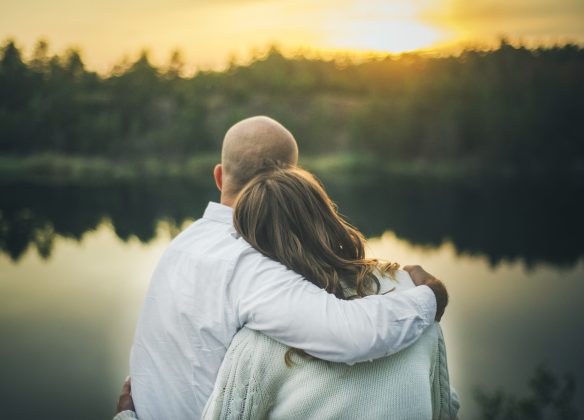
[446,0,584,19]
[421,0,584,43]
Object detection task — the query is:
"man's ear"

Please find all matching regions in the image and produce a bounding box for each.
[213,164,223,192]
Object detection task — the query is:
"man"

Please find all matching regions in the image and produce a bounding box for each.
[128,116,447,419]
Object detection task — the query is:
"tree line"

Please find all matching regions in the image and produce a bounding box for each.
[1,39,583,172]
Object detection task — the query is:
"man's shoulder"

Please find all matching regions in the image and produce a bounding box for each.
[169,219,250,258]
[163,218,302,283]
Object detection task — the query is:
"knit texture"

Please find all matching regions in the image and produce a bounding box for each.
[113,410,138,420]
[202,324,459,420]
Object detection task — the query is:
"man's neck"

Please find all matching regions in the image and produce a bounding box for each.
[220,194,235,208]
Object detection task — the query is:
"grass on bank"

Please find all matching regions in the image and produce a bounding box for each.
[0,154,219,185]
[0,153,560,186]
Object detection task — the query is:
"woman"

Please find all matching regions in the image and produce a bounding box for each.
[115,166,459,419]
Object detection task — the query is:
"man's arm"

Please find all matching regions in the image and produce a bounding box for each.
[232,249,446,364]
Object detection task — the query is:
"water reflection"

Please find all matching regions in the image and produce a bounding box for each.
[1,223,583,419]
[2,175,583,419]
[0,227,170,419]
[0,182,215,261]
[1,175,583,267]
[325,175,584,268]
[368,232,584,419]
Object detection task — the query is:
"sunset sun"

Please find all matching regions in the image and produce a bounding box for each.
[321,0,449,53]
[328,19,447,53]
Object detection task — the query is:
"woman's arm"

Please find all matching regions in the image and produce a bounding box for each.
[201,329,277,420]
[113,411,137,420]
[431,325,460,420]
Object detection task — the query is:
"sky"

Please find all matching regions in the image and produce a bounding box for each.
[1,0,583,72]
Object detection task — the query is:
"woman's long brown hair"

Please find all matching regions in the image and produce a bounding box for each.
[233,165,398,366]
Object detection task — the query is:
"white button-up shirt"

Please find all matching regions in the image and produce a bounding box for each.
[130,202,437,420]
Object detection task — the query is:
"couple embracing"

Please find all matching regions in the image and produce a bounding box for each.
[114,116,459,419]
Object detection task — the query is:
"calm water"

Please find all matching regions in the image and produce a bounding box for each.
[1,176,583,419]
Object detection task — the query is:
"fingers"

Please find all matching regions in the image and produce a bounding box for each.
[122,376,131,394]
[405,265,435,280]
[402,265,420,273]
[116,376,135,413]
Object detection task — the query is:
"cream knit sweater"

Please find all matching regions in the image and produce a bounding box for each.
[201,271,459,420]
[201,322,458,420]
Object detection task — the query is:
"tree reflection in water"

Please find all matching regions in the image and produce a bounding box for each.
[1,175,583,267]
[474,365,578,420]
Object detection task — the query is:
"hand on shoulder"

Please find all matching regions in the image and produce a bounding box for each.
[403,265,448,322]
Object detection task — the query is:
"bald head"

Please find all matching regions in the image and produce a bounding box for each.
[220,116,298,198]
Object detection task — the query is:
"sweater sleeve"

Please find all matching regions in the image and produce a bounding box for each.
[202,329,275,420]
[431,324,460,420]
[112,410,138,420]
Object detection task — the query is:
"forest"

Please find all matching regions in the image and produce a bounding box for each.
[0,39,583,176]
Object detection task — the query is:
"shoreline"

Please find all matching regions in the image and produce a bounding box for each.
[1,153,581,186]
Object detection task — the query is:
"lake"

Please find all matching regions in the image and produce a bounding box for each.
[1,175,583,419]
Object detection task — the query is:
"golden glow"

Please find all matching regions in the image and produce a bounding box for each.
[327,20,447,54]
[320,0,450,53]
[0,0,582,72]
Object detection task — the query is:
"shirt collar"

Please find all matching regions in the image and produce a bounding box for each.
[202,202,233,225]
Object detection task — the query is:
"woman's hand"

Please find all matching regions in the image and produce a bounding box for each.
[116,376,135,414]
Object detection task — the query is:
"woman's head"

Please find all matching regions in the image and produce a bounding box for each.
[233,165,394,300]
[233,166,398,366]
